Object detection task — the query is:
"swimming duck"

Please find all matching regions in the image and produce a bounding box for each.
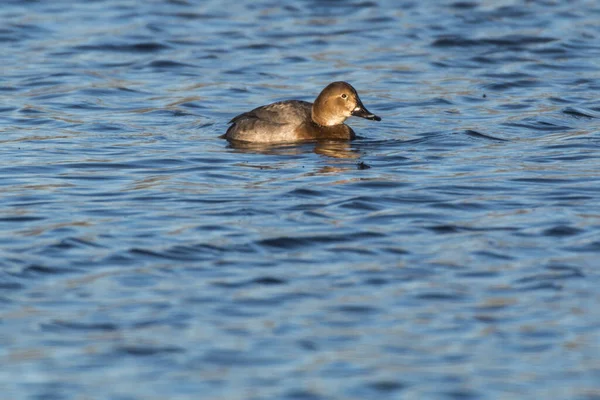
[223,81,381,143]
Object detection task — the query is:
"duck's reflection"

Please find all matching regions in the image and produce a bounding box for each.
[314,141,360,159]
[227,139,361,159]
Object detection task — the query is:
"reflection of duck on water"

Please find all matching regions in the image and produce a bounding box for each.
[226,139,361,160]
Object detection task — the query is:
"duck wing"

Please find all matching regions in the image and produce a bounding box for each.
[229,100,312,126]
[225,100,313,143]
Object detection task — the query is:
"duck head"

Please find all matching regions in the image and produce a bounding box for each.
[312,81,381,127]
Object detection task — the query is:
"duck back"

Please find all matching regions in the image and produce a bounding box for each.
[225,101,313,143]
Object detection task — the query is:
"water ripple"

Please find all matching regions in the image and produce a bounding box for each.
[2,0,600,399]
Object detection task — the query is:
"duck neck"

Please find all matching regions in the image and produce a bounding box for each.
[311,102,346,127]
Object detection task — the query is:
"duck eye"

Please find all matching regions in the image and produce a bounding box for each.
[341,93,348,99]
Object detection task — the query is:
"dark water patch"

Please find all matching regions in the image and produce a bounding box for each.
[549,97,576,104]
[528,62,600,72]
[331,304,380,315]
[440,389,481,400]
[77,87,136,97]
[427,224,463,234]
[212,276,287,288]
[116,345,184,356]
[74,42,170,53]
[432,34,556,48]
[546,264,584,276]
[469,55,498,64]
[429,201,490,211]
[334,246,376,256]
[544,142,600,151]
[48,237,105,250]
[117,86,143,94]
[133,157,190,167]
[406,98,454,107]
[63,102,108,111]
[58,175,129,183]
[485,35,557,47]
[340,194,440,207]
[237,43,283,50]
[42,320,119,332]
[258,231,384,250]
[562,107,600,119]
[363,277,390,286]
[427,224,519,234]
[128,243,239,262]
[93,60,139,69]
[562,40,600,53]
[564,241,600,253]
[484,79,542,91]
[415,291,469,301]
[253,276,287,285]
[544,194,593,202]
[133,108,194,118]
[431,35,481,48]
[18,107,45,114]
[472,250,515,261]
[0,85,19,92]
[450,1,478,9]
[21,79,68,88]
[462,129,508,142]
[0,215,45,223]
[457,270,501,279]
[503,119,572,132]
[511,177,573,184]
[287,187,326,198]
[170,12,227,20]
[516,270,585,285]
[542,225,583,237]
[517,282,563,292]
[496,102,531,110]
[338,199,381,211]
[0,278,25,290]
[432,184,517,193]
[381,247,410,255]
[16,264,79,277]
[86,123,129,132]
[354,380,407,399]
[531,46,568,55]
[486,5,534,18]
[145,60,196,70]
[283,389,325,400]
[59,162,138,170]
[481,72,534,80]
[175,101,208,109]
[9,117,54,126]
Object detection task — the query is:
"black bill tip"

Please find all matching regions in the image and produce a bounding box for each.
[352,106,381,121]
[351,97,381,121]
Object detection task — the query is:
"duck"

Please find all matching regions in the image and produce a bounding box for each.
[223,81,381,143]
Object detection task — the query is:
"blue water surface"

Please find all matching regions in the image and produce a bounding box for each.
[2,0,600,399]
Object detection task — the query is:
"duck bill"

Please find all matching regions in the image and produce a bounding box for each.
[351,99,381,121]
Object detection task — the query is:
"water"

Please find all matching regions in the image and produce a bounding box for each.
[2,0,600,398]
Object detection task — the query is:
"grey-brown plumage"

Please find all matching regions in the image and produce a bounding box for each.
[223,82,380,144]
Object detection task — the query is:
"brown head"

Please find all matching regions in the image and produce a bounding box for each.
[311,81,381,127]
